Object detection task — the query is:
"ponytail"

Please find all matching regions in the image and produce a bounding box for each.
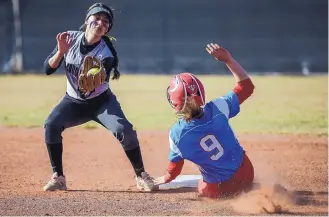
[102,35,120,80]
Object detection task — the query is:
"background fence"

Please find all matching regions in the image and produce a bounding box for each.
[0,0,328,74]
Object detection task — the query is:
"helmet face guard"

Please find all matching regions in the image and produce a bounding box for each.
[166,73,205,112]
[166,86,173,107]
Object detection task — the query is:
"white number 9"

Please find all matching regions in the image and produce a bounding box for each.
[200,135,224,160]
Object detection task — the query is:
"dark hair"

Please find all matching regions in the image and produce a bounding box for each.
[83,3,120,80]
[102,35,120,80]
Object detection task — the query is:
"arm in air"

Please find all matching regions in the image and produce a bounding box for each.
[206,43,255,104]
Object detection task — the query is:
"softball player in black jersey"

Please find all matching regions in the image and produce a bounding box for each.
[43,3,155,191]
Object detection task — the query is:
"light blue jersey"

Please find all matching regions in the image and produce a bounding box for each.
[168,91,244,183]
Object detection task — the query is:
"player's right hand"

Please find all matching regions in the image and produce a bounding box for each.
[56,32,72,55]
[153,176,166,186]
[206,43,232,63]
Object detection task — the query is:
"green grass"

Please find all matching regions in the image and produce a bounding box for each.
[0,74,327,135]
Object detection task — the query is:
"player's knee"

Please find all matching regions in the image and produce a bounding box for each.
[243,153,255,183]
[44,123,64,144]
[198,179,220,198]
[113,128,139,151]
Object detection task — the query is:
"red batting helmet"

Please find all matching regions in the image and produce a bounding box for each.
[166,72,205,112]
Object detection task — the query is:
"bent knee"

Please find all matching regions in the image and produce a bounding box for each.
[44,123,64,144]
[113,129,139,151]
[243,154,255,183]
[198,179,220,198]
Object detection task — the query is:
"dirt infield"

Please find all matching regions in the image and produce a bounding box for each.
[0,127,327,216]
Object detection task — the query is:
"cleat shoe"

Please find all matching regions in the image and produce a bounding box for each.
[136,172,155,191]
[43,172,67,191]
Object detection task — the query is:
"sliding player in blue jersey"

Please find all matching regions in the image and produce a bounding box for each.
[154,43,255,198]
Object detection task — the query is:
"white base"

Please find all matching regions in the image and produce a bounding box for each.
[159,175,202,190]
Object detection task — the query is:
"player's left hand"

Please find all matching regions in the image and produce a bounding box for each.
[206,43,233,63]
[78,56,107,93]
[153,176,166,186]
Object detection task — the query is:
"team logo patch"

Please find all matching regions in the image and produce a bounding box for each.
[187,84,196,93]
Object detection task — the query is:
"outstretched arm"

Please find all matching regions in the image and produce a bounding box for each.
[206,43,254,104]
[154,160,184,185]
[154,132,185,186]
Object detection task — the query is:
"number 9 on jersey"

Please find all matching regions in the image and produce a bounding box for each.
[200,135,224,160]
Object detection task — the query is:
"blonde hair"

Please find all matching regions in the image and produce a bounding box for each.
[176,97,203,121]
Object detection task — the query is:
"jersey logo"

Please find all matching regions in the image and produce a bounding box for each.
[187,84,196,93]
